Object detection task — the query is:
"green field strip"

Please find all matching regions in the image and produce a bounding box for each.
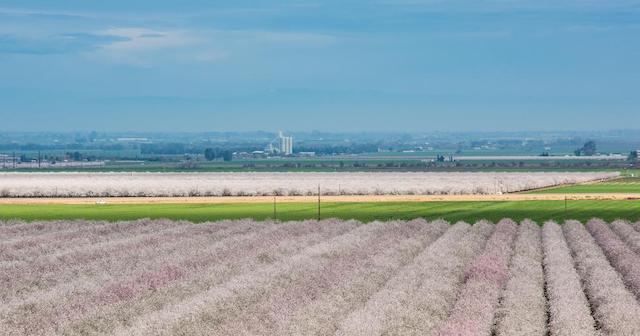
[530,184,640,193]
[529,176,640,194]
[1,200,639,223]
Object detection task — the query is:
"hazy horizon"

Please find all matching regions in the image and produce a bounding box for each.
[3,128,640,138]
[1,1,639,132]
[3,127,640,134]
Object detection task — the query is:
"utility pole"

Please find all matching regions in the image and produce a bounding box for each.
[13,151,16,169]
[273,196,277,221]
[564,196,567,212]
[317,184,321,221]
[38,150,41,168]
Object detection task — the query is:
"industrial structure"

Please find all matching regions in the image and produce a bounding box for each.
[278,131,293,155]
[280,136,293,156]
[264,131,294,156]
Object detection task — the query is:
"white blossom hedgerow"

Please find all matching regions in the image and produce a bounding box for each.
[563,220,640,336]
[435,219,518,336]
[610,220,640,255]
[541,221,597,336]
[0,171,618,197]
[586,219,640,300]
[336,221,494,336]
[495,220,546,336]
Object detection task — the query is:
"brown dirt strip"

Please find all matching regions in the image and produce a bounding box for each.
[1,194,640,205]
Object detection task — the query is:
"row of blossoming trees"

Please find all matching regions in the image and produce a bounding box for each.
[0,171,619,197]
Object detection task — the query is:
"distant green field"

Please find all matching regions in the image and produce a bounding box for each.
[2,156,635,173]
[531,177,640,194]
[2,163,630,173]
[1,200,639,223]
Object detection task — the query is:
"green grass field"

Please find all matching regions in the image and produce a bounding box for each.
[1,200,639,223]
[530,176,640,194]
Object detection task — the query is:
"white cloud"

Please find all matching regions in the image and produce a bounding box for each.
[565,24,640,33]
[243,30,337,46]
[89,27,338,66]
[565,25,615,33]
[100,28,196,52]
[192,50,228,62]
[89,28,224,66]
[432,30,512,38]
[0,7,97,19]
[377,0,640,11]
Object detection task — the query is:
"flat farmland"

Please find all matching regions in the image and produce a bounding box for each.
[1,200,639,223]
[2,218,640,335]
[0,172,618,197]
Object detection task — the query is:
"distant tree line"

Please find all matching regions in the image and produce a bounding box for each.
[15,151,99,163]
[295,143,379,155]
[204,148,233,161]
[0,143,127,151]
[574,141,597,156]
[140,143,202,155]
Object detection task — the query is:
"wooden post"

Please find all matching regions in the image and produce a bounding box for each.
[273,196,277,221]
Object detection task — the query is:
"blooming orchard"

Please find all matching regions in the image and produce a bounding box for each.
[2,218,640,335]
[0,171,618,197]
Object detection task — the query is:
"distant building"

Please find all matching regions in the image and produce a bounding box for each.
[0,154,16,169]
[250,150,267,158]
[279,131,293,155]
[116,137,149,142]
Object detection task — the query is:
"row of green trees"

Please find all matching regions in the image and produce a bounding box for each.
[204,148,233,161]
[573,140,637,163]
[574,140,597,156]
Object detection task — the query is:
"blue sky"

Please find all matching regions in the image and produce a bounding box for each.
[0,0,639,132]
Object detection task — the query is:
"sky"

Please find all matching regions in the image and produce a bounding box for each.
[0,0,639,132]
